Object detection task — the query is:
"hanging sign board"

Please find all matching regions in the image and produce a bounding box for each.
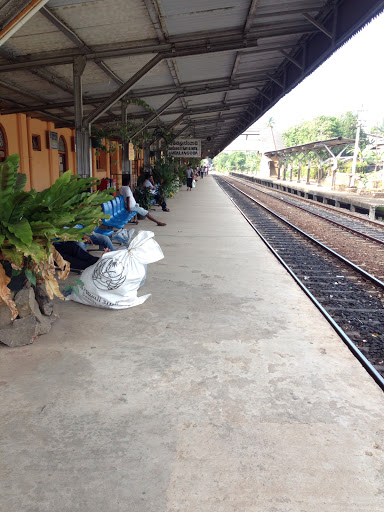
[128,143,135,160]
[168,139,201,158]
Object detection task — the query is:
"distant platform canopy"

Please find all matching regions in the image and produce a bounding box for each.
[264,137,356,159]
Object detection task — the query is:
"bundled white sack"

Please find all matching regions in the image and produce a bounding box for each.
[67,230,164,309]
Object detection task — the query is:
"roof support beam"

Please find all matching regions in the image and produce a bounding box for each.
[0,26,316,72]
[84,54,162,126]
[302,12,333,38]
[244,0,260,34]
[40,6,123,86]
[266,73,284,88]
[130,93,180,139]
[280,50,303,70]
[0,0,49,46]
[151,114,185,145]
[255,87,270,101]
[161,123,190,150]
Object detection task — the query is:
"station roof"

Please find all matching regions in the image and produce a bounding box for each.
[264,136,356,158]
[0,0,383,156]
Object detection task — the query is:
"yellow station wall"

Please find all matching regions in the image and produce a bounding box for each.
[0,113,143,191]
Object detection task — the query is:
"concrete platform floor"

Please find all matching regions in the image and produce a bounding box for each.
[1,175,384,512]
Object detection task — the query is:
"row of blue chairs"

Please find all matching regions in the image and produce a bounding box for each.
[98,196,137,231]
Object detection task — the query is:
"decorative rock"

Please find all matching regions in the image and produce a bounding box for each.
[0,285,59,347]
[0,302,13,329]
[35,314,52,336]
[31,298,52,336]
[0,315,38,347]
[14,288,35,318]
[34,284,54,316]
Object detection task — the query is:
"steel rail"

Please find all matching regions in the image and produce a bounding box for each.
[215,175,384,391]
[231,173,384,229]
[228,174,384,246]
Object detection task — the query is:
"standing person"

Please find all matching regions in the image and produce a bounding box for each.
[120,175,166,226]
[186,164,194,191]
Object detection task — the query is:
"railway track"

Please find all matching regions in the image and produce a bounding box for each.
[224,174,384,281]
[230,173,384,240]
[215,174,384,390]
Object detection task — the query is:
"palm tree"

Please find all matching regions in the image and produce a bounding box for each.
[267,117,277,151]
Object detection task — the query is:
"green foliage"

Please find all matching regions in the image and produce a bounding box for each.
[283,111,368,150]
[133,185,153,211]
[0,154,114,307]
[213,151,261,174]
[91,97,157,153]
[151,156,179,199]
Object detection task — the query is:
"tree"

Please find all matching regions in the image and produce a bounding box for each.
[213,151,261,174]
[283,111,368,150]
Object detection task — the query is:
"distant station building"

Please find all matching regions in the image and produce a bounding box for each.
[260,126,285,177]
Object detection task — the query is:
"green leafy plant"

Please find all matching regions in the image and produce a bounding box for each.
[133,185,153,211]
[151,157,179,199]
[0,154,113,318]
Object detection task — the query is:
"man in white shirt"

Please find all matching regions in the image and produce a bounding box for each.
[120,175,166,226]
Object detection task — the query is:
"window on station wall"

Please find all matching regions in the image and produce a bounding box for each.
[32,135,41,151]
[0,125,7,162]
[58,136,67,175]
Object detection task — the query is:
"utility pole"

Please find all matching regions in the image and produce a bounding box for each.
[350,121,361,187]
[351,106,366,187]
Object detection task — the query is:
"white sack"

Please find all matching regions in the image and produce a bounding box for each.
[67,230,164,309]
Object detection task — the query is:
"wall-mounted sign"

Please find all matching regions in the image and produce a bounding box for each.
[168,139,201,158]
[47,130,59,150]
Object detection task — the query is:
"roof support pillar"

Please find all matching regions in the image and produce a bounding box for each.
[73,56,91,178]
[306,160,311,185]
[143,142,151,173]
[297,163,301,183]
[121,101,131,177]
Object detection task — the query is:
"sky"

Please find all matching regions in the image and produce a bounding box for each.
[226,10,384,151]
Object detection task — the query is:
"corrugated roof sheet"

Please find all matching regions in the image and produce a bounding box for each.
[0,0,381,153]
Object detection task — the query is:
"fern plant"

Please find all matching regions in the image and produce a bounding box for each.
[0,154,113,318]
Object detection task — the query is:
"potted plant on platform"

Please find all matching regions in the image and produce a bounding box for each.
[0,154,113,346]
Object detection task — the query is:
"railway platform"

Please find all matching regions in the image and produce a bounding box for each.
[232,172,384,220]
[1,175,384,512]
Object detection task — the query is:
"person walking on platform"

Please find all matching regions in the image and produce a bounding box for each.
[186,164,194,191]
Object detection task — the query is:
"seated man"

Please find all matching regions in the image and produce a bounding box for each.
[143,172,169,212]
[68,224,115,252]
[54,241,110,270]
[77,232,115,252]
[120,175,166,226]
